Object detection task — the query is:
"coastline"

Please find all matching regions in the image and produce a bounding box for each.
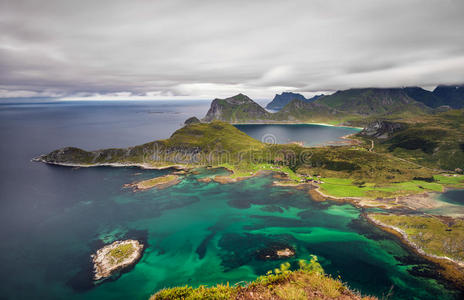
[366,214,464,291]
[35,156,451,211]
[32,157,190,170]
[308,186,401,209]
[34,153,464,291]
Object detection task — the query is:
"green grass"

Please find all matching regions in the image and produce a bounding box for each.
[370,214,464,262]
[164,121,265,155]
[150,256,374,300]
[434,174,464,187]
[320,178,444,198]
[108,243,136,264]
[217,163,304,183]
[280,166,302,181]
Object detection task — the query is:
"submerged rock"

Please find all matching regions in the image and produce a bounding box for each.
[256,245,296,260]
[276,248,295,257]
[92,240,144,280]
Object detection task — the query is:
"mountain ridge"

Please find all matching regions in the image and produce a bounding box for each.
[203,86,455,125]
[265,92,324,111]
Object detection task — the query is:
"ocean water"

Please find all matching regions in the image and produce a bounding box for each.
[0,101,460,300]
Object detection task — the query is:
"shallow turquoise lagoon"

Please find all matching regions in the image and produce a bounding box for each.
[1,167,457,300]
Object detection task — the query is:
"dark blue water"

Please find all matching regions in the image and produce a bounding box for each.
[0,101,460,300]
[0,100,210,236]
[439,190,464,206]
[235,124,360,146]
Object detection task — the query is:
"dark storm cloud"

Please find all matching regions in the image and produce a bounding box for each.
[1,0,463,99]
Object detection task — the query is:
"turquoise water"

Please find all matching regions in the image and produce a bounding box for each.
[0,101,460,300]
[2,168,457,300]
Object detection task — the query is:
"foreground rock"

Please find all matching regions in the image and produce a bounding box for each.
[92,240,144,280]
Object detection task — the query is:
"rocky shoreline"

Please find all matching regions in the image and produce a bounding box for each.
[92,240,144,281]
[366,214,464,291]
[367,214,464,267]
[310,183,464,290]
[32,156,189,170]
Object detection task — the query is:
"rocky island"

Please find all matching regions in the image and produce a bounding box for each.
[92,240,144,281]
[123,174,180,191]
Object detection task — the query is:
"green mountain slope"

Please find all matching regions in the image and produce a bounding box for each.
[360,110,464,170]
[265,92,324,111]
[272,99,347,123]
[432,85,464,108]
[317,88,430,116]
[202,89,433,125]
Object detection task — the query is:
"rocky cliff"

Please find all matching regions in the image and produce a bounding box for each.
[359,120,405,139]
[203,93,271,123]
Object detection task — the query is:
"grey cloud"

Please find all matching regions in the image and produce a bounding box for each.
[0,0,463,99]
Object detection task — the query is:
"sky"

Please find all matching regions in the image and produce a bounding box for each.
[1,0,463,100]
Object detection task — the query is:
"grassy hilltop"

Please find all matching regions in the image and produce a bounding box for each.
[151,256,375,300]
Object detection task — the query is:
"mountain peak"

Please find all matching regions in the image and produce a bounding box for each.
[266,92,306,110]
[203,94,269,122]
[266,92,324,111]
[219,93,253,105]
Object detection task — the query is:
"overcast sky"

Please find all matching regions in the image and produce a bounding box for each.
[1,0,463,100]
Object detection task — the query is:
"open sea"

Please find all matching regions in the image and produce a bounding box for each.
[0,100,462,300]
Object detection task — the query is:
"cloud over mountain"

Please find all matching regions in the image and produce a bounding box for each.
[1,0,463,99]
